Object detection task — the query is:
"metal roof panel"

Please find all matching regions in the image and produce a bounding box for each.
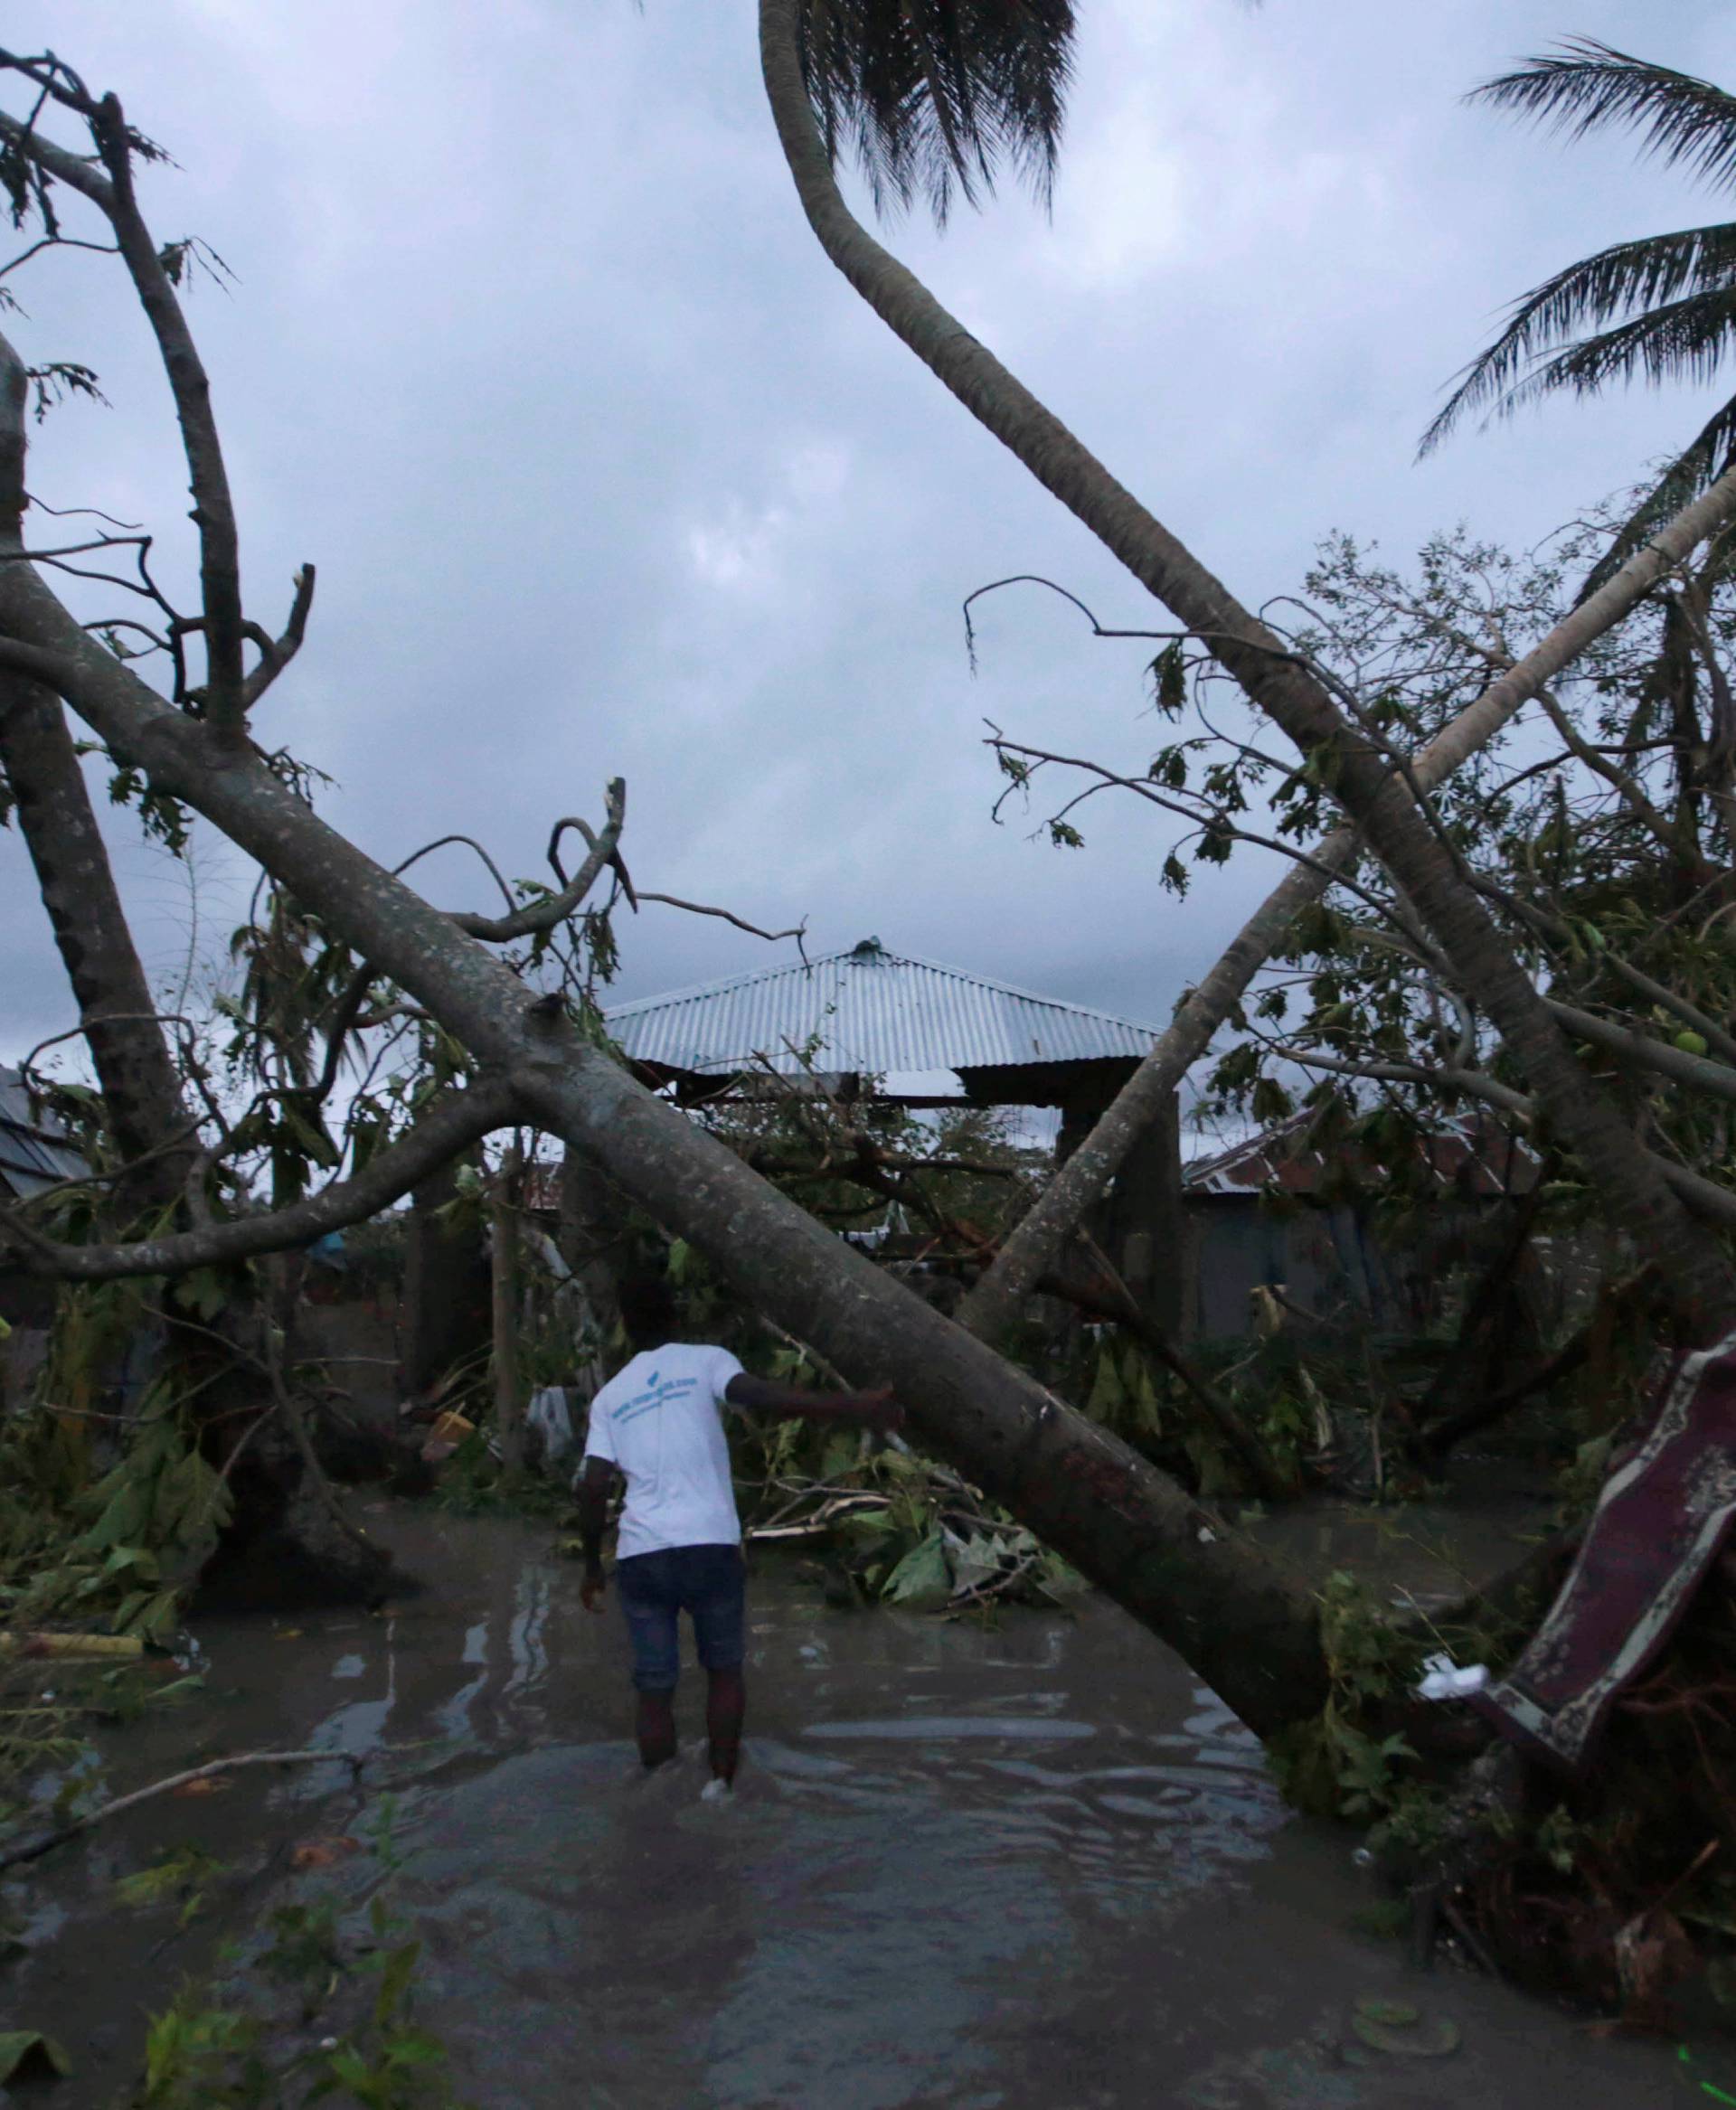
[0,1066,90,1197]
[605,942,1156,1079]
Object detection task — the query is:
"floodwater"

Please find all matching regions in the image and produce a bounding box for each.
[2,1501,1709,2106]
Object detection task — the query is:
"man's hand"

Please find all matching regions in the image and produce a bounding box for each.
[574,1456,615,1602]
[850,1386,904,1436]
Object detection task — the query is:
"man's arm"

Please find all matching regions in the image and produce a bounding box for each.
[575,1454,619,1612]
[724,1373,903,1433]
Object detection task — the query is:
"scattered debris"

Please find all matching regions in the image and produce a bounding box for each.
[1348,1996,1461,2058]
[1416,1654,1489,1701]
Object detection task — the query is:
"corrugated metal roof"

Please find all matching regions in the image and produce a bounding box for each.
[0,1065,89,1198]
[605,940,1157,1079]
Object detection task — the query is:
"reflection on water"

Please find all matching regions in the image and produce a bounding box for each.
[805,1715,1097,1739]
[2,1505,1693,2108]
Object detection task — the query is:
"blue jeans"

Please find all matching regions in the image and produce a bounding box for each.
[615,1543,746,1692]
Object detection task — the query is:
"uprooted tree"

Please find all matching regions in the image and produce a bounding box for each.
[5,14,1736,2000]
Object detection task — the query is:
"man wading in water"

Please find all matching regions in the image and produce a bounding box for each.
[576,1276,902,1796]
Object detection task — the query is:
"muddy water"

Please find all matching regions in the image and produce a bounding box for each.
[2,1503,1702,2106]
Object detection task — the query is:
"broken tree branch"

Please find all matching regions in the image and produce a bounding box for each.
[449,779,625,943]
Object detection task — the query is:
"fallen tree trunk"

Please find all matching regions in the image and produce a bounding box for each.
[0,367,1327,1736]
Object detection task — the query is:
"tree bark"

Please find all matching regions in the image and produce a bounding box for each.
[756,0,1736,1348]
[0,683,194,1217]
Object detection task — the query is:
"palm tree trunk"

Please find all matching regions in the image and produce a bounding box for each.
[758,0,1736,1345]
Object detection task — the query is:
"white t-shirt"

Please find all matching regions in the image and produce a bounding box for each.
[580,1342,746,1559]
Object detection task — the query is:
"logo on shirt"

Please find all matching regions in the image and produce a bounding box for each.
[613,1370,701,1427]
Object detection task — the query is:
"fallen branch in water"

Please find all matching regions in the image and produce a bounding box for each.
[0,1631,145,1660]
[0,1746,360,1873]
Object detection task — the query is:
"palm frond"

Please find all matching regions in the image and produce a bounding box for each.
[1471,39,1736,193]
[1420,221,1736,452]
[1499,290,1736,412]
[1579,389,1736,596]
[797,0,1076,224]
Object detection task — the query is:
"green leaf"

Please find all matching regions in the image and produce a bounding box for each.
[1151,639,1188,715]
[1085,1343,1126,1424]
[0,2030,72,2081]
[75,1474,151,1555]
[373,1937,422,2030]
[172,1267,229,1323]
[1128,1356,1163,1436]
[948,1530,1008,1597]
[882,1531,952,1610]
[818,1433,859,1484]
[327,2043,374,2089]
[100,1543,160,1582]
[1250,1076,1293,1125]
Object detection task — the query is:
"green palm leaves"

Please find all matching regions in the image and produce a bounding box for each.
[794,0,1076,222]
[1423,40,1736,583]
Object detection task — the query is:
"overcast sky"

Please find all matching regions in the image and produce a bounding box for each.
[4,0,1734,1088]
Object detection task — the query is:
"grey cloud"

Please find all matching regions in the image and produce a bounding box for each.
[3,0,1732,1069]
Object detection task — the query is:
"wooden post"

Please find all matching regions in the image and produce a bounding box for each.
[557,1144,630,1343]
[491,1138,524,1474]
[1102,1088,1184,1335]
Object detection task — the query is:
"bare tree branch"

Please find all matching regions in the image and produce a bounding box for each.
[0,1075,517,1279]
[636,890,808,950]
[0,71,252,731]
[84,94,246,730]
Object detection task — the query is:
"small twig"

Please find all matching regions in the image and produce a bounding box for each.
[637,890,808,956]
